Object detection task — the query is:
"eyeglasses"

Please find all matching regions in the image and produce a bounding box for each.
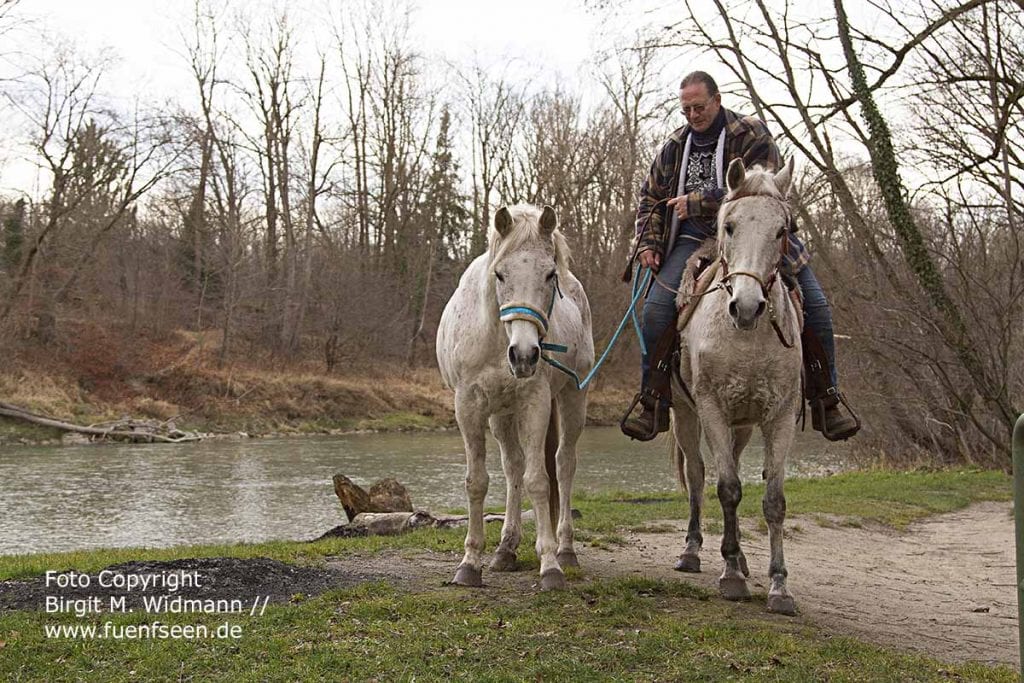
[681,99,714,116]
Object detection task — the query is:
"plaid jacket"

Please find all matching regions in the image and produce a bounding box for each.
[634,108,810,274]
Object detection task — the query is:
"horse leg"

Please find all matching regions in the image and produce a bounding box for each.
[554,390,585,569]
[519,389,564,590]
[702,410,749,600]
[453,389,488,587]
[762,414,798,615]
[672,404,705,573]
[489,413,523,572]
[731,425,754,578]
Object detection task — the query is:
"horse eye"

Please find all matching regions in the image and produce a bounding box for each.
[725,222,734,236]
[494,271,505,283]
[545,270,556,281]
[775,226,786,239]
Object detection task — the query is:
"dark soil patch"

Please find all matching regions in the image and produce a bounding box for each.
[0,557,375,612]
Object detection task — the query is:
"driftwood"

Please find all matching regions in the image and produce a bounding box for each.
[0,401,202,443]
[312,504,581,541]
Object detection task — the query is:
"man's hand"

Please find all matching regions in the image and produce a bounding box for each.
[667,195,689,220]
[639,248,661,271]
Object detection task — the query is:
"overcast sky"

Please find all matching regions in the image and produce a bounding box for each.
[0,0,916,198]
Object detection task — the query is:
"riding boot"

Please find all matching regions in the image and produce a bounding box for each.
[620,391,670,442]
[622,321,678,441]
[801,326,860,441]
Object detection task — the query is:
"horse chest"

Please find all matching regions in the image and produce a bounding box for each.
[691,340,790,420]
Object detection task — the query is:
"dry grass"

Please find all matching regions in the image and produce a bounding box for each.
[0,321,633,437]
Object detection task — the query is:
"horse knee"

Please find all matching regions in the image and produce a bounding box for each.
[523,469,550,504]
[717,477,742,509]
[465,472,489,501]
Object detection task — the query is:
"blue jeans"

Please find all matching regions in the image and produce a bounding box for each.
[640,236,839,394]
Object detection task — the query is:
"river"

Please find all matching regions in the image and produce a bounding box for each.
[0,427,854,555]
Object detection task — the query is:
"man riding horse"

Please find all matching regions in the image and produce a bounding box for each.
[622,70,859,442]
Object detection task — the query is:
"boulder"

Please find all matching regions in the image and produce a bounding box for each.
[368,477,413,513]
[332,474,414,522]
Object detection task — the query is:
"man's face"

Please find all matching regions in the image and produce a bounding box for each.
[679,83,721,133]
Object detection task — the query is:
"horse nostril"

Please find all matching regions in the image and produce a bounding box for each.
[755,301,766,318]
[728,300,738,319]
[508,346,517,366]
[528,346,540,365]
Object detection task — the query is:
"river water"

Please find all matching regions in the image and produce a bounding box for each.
[0,427,853,555]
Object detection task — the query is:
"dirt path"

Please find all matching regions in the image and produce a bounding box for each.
[326,501,1018,667]
[577,501,1017,667]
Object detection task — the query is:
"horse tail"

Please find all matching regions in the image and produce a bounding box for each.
[666,416,688,495]
[545,398,560,530]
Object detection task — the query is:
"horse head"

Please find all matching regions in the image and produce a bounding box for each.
[490,204,567,378]
[717,157,795,330]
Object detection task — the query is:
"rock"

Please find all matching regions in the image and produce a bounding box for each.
[368,478,413,513]
[332,474,414,522]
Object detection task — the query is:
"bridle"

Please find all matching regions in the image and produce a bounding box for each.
[716,192,796,348]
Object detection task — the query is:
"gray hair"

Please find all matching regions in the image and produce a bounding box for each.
[679,71,719,96]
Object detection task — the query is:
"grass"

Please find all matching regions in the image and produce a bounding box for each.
[0,469,1015,681]
[573,468,1012,532]
[0,577,1014,682]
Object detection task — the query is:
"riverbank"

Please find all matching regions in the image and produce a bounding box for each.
[0,470,1015,680]
[0,325,637,445]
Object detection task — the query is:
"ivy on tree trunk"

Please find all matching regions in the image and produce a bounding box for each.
[834,0,1018,443]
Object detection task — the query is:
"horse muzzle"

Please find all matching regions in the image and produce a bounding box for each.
[507,342,541,378]
[728,294,766,331]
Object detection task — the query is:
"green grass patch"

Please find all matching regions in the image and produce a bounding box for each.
[0,578,1013,682]
[574,468,1010,532]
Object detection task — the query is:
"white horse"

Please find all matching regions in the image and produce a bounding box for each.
[437,204,594,590]
[670,158,803,615]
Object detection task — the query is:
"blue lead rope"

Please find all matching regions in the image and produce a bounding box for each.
[540,266,652,391]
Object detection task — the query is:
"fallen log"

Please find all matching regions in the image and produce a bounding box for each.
[312,508,582,541]
[0,401,202,443]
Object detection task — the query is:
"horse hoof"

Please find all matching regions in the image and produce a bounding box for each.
[674,553,701,573]
[719,576,751,601]
[767,593,797,616]
[540,568,567,591]
[490,550,519,572]
[556,551,579,569]
[452,564,483,587]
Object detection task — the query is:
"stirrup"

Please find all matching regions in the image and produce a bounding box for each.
[810,388,861,441]
[619,391,669,442]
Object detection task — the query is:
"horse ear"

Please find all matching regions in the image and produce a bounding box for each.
[774,157,795,197]
[494,206,513,237]
[726,158,746,192]
[539,205,557,236]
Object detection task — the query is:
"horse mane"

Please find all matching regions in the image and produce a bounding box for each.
[487,204,571,275]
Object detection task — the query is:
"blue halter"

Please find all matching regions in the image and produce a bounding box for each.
[498,274,562,338]
[495,266,652,391]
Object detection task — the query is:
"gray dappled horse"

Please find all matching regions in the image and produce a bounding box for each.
[437,204,594,591]
[670,158,803,615]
